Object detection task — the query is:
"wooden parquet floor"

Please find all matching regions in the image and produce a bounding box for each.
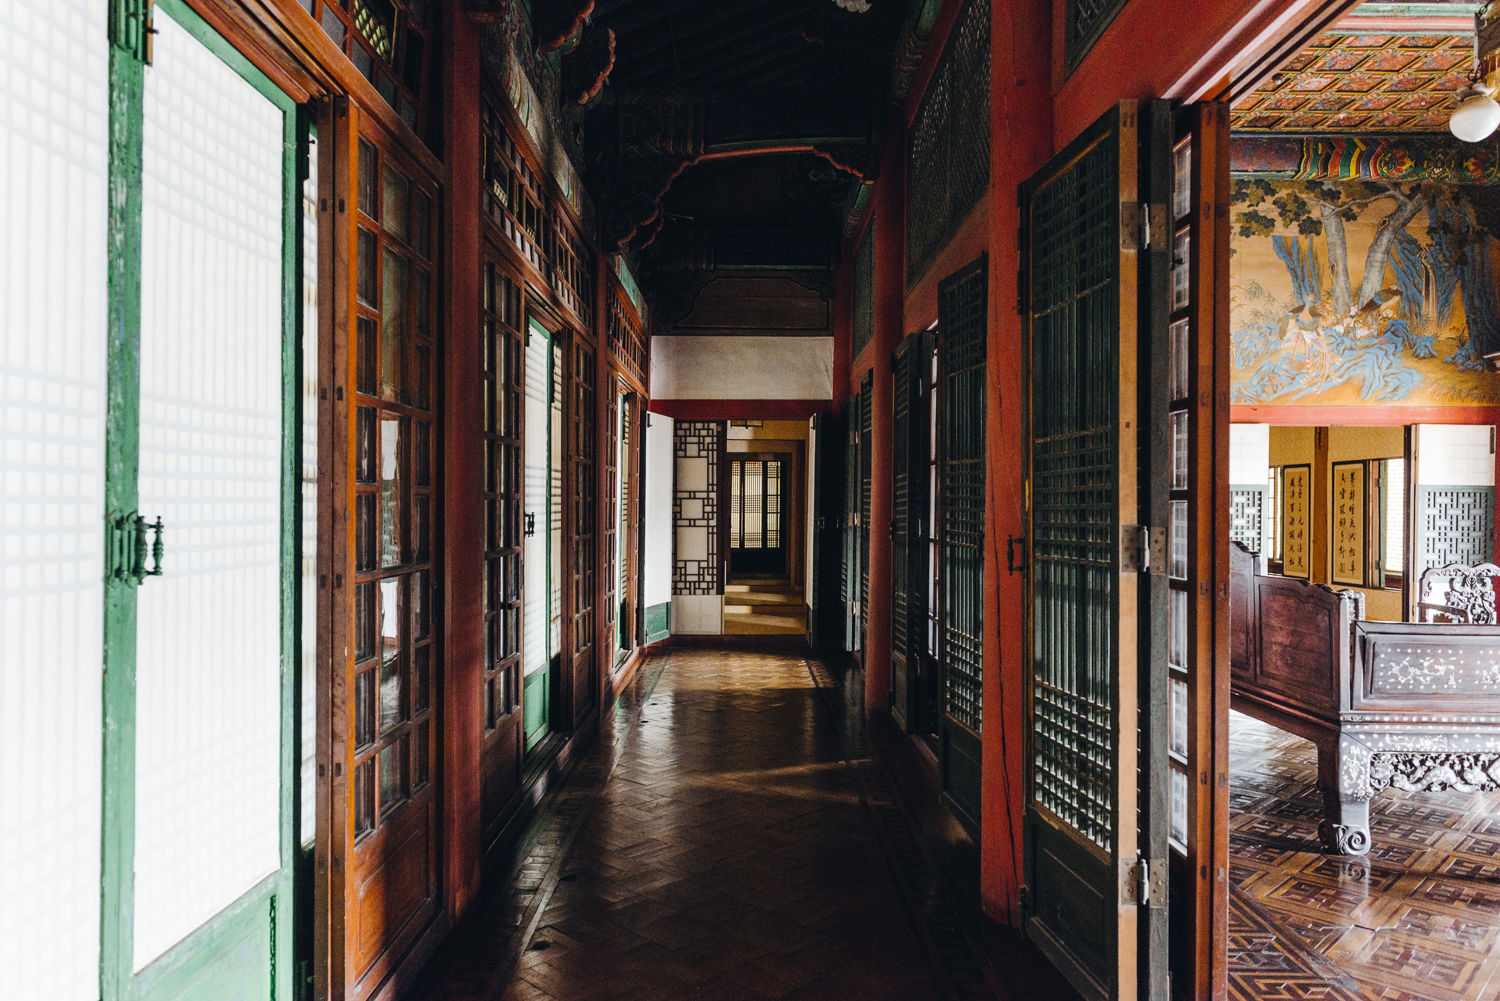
[414,646,1001,1001]
[1230,711,1500,1001]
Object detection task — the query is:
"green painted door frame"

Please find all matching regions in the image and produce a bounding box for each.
[523,320,555,753]
[101,2,301,998]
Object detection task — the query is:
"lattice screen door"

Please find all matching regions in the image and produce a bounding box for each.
[937,265,986,830]
[1019,101,1171,1001]
[100,2,299,999]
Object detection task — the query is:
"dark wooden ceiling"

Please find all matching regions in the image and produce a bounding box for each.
[589,0,907,95]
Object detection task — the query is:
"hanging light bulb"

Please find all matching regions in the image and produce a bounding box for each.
[1451,80,1500,142]
[1451,14,1500,143]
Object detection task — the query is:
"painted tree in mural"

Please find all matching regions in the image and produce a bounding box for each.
[1233,178,1424,317]
[1232,179,1500,388]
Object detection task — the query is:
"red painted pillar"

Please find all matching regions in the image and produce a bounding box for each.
[865,108,906,712]
[981,0,1053,925]
[439,5,483,921]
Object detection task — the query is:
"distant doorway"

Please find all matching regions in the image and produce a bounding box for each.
[728,455,787,575]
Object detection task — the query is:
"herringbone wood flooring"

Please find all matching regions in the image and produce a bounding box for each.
[416,646,986,1001]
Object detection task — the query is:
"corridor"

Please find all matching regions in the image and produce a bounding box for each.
[414,646,1002,1001]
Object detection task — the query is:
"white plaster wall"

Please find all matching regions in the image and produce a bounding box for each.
[643,414,674,608]
[1415,425,1495,486]
[671,595,724,635]
[650,335,833,400]
[1229,424,1270,485]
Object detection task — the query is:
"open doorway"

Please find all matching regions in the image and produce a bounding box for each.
[723,420,808,635]
[1221,3,1500,988]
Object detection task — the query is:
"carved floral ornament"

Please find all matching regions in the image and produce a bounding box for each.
[834,0,873,11]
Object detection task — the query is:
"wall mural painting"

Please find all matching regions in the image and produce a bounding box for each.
[1231,179,1500,407]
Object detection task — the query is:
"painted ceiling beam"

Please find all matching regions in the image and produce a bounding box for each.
[1230,134,1500,182]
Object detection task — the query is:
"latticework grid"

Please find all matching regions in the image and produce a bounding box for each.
[906,0,990,283]
[853,224,875,360]
[939,265,986,735]
[1066,0,1128,71]
[1027,128,1118,851]
[673,421,722,595]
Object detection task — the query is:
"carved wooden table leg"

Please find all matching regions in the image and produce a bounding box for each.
[1319,733,1373,855]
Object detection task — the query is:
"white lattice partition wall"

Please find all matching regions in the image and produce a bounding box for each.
[0,4,108,997]
[133,8,286,970]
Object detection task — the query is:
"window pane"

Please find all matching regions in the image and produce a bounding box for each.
[382,164,408,242]
[379,577,401,729]
[381,417,403,566]
[381,250,407,401]
[1384,458,1406,576]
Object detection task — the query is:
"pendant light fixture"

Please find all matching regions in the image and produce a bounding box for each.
[1452,8,1500,142]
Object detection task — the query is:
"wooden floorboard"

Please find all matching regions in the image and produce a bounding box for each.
[412,645,1008,1000]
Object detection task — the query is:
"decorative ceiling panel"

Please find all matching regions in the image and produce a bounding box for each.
[1232,31,1473,133]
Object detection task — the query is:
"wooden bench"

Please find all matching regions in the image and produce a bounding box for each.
[1230,542,1500,854]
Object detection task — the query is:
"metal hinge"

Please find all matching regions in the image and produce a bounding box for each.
[1120,857,1167,907]
[110,0,156,64]
[1120,202,1168,252]
[1121,524,1149,573]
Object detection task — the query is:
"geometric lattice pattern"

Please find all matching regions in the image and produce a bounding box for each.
[1065,0,1129,72]
[673,421,722,596]
[1231,486,1267,555]
[1230,711,1500,1001]
[1232,30,1471,134]
[1418,486,1495,571]
[907,0,990,283]
[853,222,875,361]
[1026,125,1119,852]
[939,263,986,736]
[860,371,873,652]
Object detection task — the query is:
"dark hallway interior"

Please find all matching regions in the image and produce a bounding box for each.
[412,645,1069,1001]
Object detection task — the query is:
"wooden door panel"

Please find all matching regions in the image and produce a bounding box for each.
[1166,102,1231,1001]
[480,247,525,841]
[1021,101,1167,1001]
[333,105,444,1001]
[938,261,987,831]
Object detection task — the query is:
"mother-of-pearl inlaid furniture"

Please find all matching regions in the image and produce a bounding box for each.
[1230,542,1500,854]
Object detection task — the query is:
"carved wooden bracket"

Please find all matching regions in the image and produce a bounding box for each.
[537,0,594,54]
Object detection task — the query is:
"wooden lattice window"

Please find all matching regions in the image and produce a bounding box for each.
[906,0,990,284]
[607,285,649,389]
[350,134,439,839]
[571,340,597,695]
[859,371,873,650]
[304,0,431,130]
[482,100,547,273]
[938,262,985,739]
[1065,0,1128,73]
[482,260,524,732]
[853,222,875,361]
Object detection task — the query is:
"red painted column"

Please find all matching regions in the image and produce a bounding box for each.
[865,108,907,712]
[981,0,1053,925]
[439,5,483,921]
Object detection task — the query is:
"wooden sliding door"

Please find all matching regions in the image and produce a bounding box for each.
[328,104,442,1001]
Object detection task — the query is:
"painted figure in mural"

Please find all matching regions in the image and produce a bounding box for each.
[1230,178,1500,407]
